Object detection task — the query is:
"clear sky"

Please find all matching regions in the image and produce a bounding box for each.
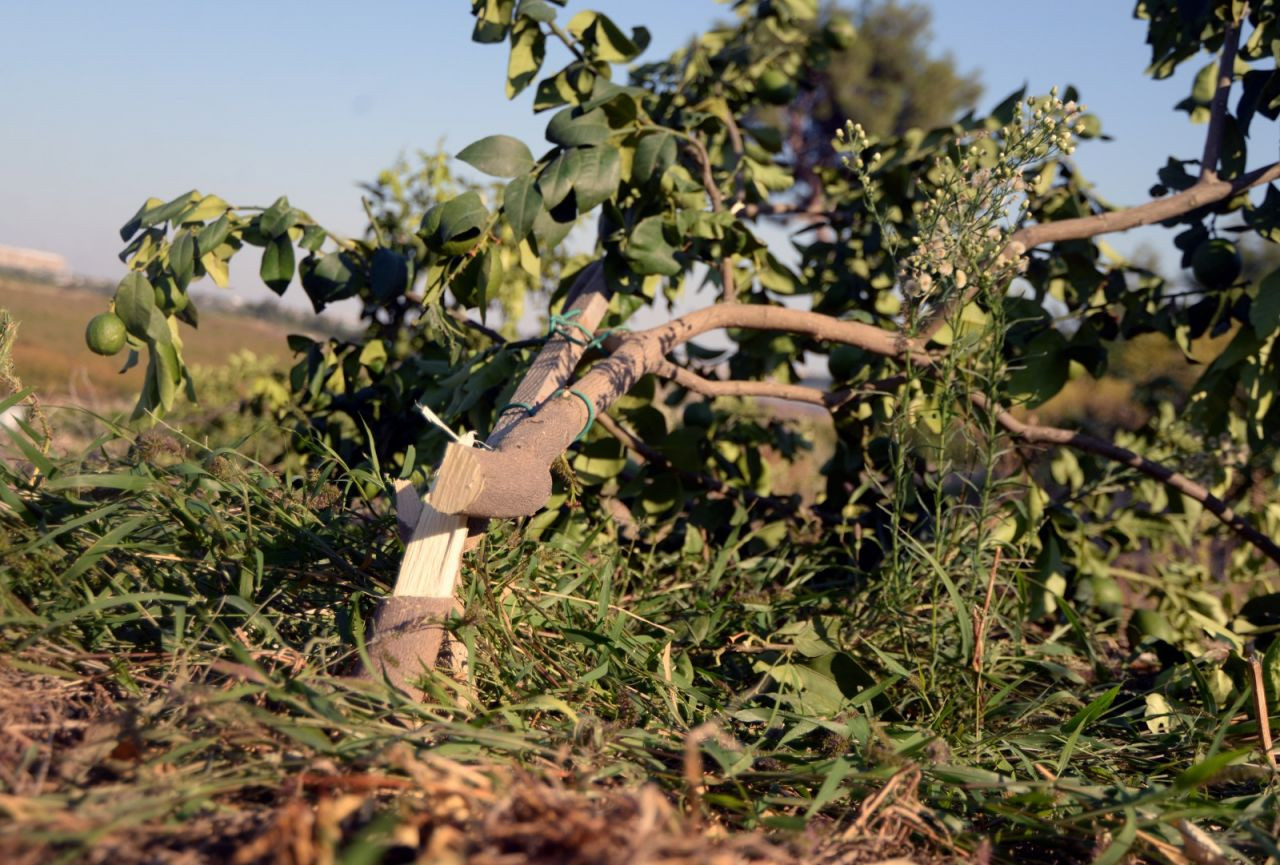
[0,1,1242,309]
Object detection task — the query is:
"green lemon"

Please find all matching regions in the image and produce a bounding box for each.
[86,312,128,356]
[757,69,795,106]
[154,279,189,313]
[1191,238,1242,289]
[823,17,856,50]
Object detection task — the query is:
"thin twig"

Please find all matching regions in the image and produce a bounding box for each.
[652,359,902,410]
[681,135,739,302]
[971,393,1280,565]
[918,155,1280,342]
[1200,5,1247,180]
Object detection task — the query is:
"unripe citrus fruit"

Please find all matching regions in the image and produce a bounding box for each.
[86,312,127,356]
[1191,238,1242,289]
[757,69,795,106]
[823,17,856,50]
[154,280,189,313]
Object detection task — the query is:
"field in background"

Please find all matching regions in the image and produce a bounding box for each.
[1,275,302,403]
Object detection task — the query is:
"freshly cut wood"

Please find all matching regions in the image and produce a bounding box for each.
[394,491,469,598]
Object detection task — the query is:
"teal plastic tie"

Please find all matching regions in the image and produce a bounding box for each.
[497,401,535,417]
[547,309,594,346]
[553,388,596,442]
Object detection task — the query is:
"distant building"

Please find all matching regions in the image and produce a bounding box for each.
[0,244,72,283]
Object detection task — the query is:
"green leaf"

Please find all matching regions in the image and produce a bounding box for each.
[170,229,195,290]
[196,213,232,254]
[546,106,611,147]
[1172,748,1251,791]
[140,190,199,230]
[457,135,535,178]
[503,174,542,240]
[369,248,411,301]
[532,203,575,253]
[450,246,503,310]
[153,340,182,412]
[114,273,167,342]
[436,191,489,252]
[1007,329,1069,408]
[260,234,295,294]
[471,0,515,43]
[175,194,229,225]
[1262,639,1280,708]
[632,131,676,184]
[1251,266,1280,336]
[299,223,326,252]
[506,20,545,99]
[574,437,626,485]
[538,151,576,209]
[120,196,162,241]
[570,146,620,211]
[568,10,648,62]
[1191,59,1218,104]
[624,216,680,276]
[517,0,556,22]
[259,196,300,238]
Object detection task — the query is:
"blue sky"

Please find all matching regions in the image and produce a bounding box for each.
[0,1,1236,308]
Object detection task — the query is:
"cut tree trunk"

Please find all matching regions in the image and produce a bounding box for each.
[358,264,613,696]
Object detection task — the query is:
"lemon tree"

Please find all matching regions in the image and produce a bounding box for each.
[92,0,1280,675]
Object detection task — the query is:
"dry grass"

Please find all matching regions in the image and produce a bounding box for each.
[0,660,954,865]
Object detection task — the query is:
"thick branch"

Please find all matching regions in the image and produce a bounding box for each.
[486,262,610,446]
